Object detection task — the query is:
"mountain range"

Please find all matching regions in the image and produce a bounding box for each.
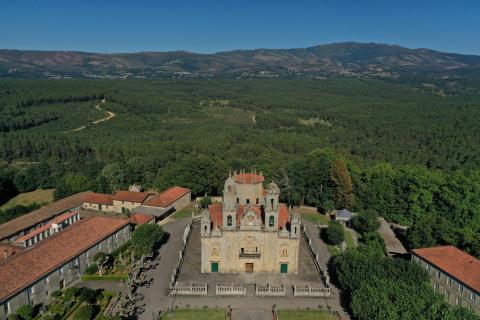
[1,42,480,83]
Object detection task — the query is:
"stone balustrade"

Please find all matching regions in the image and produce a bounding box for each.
[256,284,286,296]
[293,284,331,297]
[170,283,208,296]
[216,283,247,296]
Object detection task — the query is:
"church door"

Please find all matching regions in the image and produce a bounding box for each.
[280,263,288,273]
[211,262,219,273]
[245,263,254,273]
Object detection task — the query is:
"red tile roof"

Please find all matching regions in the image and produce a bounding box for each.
[14,211,79,244]
[0,216,129,302]
[413,246,480,292]
[129,213,154,225]
[83,193,113,205]
[0,244,24,261]
[143,186,191,208]
[278,204,289,229]
[234,173,265,184]
[209,203,223,228]
[0,192,92,241]
[113,191,150,203]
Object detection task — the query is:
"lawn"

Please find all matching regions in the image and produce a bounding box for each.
[300,211,330,225]
[161,309,224,320]
[326,225,357,256]
[0,188,54,210]
[279,310,336,320]
[170,204,200,220]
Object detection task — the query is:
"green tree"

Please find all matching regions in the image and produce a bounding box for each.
[351,210,380,236]
[330,159,354,209]
[324,221,344,245]
[131,224,165,258]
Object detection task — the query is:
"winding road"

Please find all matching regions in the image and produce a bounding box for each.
[68,98,116,132]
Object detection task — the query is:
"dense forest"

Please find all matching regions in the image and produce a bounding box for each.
[1,78,480,258]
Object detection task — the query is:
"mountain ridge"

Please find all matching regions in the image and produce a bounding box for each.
[1,42,480,81]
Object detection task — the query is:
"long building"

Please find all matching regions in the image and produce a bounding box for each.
[0,192,92,243]
[412,246,480,314]
[0,216,130,318]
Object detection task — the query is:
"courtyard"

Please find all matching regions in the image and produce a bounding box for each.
[176,219,323,295]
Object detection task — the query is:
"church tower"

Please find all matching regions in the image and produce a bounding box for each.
[265,181,280,231]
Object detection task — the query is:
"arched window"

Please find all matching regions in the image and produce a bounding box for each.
[269,216,275,227]
[227,215,233,226]
[271,198,274,209]
[256,198,259,204]
[246,198,250,204]
[204,225,207,233]
[236,197,239,204]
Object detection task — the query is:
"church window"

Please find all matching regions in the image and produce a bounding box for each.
[204,225,207,232]
[269,216,275,227]
[236,197,239,204]
[227,215,233,226]
[256,198,259,204]
[246,198,250,204]
[271,198,274,209]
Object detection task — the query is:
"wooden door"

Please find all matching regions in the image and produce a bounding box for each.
[245,263,254,273]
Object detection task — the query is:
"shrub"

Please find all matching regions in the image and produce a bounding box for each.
[111,240,131,258]
[6,314,18,320]
[73,305,97,320]
[324,221,345,245]
[63,287,79,300]
[78,288,99,304]
[84,264,98,275]
[16,304,35,320]
[51,290,62,298]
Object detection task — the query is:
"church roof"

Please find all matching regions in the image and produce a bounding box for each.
[234,173,265,184]
[208,203,291,229]
[278,204,289,229]
[209,203,223,227]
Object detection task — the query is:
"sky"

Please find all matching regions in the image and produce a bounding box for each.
[1,0,479,55]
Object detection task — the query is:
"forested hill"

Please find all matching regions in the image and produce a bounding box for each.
[2,42,480,86]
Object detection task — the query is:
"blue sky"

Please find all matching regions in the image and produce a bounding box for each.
[1,0,479,55]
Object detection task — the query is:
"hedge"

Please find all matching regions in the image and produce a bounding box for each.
[80,274,128,281]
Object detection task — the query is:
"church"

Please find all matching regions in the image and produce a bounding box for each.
[200,170,300,274]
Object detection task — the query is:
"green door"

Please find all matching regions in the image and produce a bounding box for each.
[211,262,219,273]
[280,263,288,273]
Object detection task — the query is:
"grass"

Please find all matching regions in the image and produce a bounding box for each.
[161,309,224,320]
[326,225,357,256]
[344,227,355,249]
[170,204,199,220]
[279,310,336,320]
[0,188,54,210]
[300,210,330,225]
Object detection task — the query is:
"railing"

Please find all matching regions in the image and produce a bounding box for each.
[170,283,208,296]
[256,284,286,296]
[216,283,247,296]
[293,284,331,297]
[239,252,261,258]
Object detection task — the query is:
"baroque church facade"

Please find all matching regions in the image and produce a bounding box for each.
[200,171,300,274]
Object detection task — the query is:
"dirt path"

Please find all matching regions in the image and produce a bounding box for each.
[68,99,116,132]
